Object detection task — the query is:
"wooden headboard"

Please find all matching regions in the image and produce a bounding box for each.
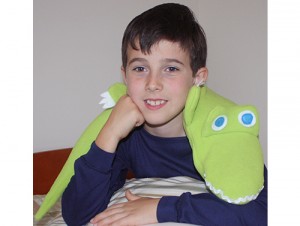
[33,148,72,195]
[33,148,135,195]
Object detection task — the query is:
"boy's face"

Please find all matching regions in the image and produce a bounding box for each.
[122,40,207,135]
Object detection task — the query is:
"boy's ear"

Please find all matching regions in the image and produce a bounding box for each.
[193,67,208,86]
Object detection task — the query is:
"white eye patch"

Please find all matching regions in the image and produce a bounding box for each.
[212,115,227,131]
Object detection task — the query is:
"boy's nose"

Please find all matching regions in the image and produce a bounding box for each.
[145,74,162,92]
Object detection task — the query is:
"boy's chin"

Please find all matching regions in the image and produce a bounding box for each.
[144,118,175,129]
[144,118,168,128]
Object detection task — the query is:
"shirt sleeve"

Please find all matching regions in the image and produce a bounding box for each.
[61,142,128,226]
[157,166,268,226]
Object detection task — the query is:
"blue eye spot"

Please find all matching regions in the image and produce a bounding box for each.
[212,115,227,131]
[242,113,253,125]
[238,110,256,127]
[215,117,225,127]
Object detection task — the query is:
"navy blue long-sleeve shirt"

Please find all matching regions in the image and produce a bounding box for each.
[62,126,267,226]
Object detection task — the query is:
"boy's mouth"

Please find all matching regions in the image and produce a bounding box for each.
[144,99,167,109]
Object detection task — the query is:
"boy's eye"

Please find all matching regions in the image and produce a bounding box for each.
[133,67,146,72]
[166,66,179,72]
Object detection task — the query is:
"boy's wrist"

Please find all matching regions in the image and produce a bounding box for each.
[157,196,178,223]
[95,126,120,153]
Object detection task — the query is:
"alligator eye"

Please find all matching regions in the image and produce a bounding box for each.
[212,115,227,131]
[238,110,256,127]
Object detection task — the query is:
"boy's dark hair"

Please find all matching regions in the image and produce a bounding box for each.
[121,3,207,75]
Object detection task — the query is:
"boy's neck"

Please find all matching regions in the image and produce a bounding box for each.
[143,115,186,138]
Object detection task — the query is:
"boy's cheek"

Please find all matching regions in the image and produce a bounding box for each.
[125,88,139,104]
[126,86,134,97]
[126,83,140,96]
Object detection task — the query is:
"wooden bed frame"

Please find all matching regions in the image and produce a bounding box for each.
[33,148,134,195]
[33,148,72,195]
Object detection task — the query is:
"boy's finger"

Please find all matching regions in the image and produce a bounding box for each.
[125,190,140,201]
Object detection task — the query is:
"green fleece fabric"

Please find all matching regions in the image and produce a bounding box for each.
[35,83,264,220]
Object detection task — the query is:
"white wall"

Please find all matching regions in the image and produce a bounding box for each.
[34,0,267,165]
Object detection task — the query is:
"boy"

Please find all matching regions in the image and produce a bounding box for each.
[62,3,267,226]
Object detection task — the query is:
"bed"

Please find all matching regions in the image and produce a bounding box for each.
[33,148,208,226]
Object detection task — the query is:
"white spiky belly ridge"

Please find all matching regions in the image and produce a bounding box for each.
[204,179,264,204]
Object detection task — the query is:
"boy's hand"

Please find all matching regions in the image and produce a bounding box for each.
[96,95,145,153]
[90,190,159,226]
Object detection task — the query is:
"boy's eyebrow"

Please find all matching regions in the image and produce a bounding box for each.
[128,58,185,66]
[162,58,185,65]
[128,58,147,65]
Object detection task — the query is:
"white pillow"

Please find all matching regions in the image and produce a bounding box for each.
[34,176,208,226]
[102,176,208,226]
[109,176,208,207]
